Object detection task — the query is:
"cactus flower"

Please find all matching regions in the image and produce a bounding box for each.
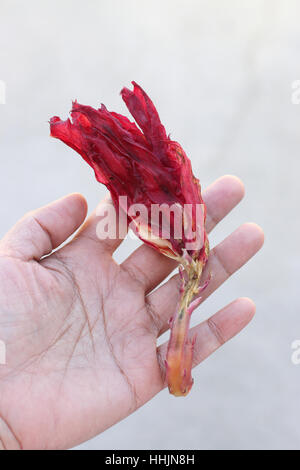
[50,82,209,396]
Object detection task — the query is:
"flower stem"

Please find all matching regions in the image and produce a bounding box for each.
[165,260,207,396]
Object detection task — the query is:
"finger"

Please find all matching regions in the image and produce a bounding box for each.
[157,297,256,382]
[0,193,87,261]
[72,194,128,254]
[148,222,264,334]
[121,175,245,293]
[204,175,245,233]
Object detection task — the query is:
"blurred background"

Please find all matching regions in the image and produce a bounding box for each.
[0,0,299,450]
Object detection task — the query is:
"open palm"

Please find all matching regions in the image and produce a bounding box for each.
[0,175,263,450]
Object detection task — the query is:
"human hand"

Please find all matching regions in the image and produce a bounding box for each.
[0,175,264,450]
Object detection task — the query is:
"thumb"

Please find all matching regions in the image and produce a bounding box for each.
[0,193,87,261]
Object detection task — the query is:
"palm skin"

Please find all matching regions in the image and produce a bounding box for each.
[0,175,264,450]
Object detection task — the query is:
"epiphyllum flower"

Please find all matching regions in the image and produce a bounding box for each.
[50,82,209,396]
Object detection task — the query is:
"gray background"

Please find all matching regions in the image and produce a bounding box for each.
[0,0,299,450]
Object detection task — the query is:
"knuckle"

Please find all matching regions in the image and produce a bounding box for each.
[207,317,225,346]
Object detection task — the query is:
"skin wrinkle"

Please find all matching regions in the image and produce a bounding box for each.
[67,269,96,355]
[190,319,227,368]
[212,246,234,278]
[0,257,78,381]
[207,317,226,347]
[100,295,139,413]
[0,438,6,450]
[57,320,87,393]
[121,261,153,292]
[144,297,162,335]
[44,252,100,381]
[0,318,75,384]
[73,232,113,254]
[46,253,83,320]
[0,414,22,450]
[102,263,156,344]
[0,252,24,262]
[29,214,54,259]
[0,290,77,383]
[112,296,156,340]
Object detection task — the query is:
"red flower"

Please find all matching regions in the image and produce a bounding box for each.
[50,82,209,396]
